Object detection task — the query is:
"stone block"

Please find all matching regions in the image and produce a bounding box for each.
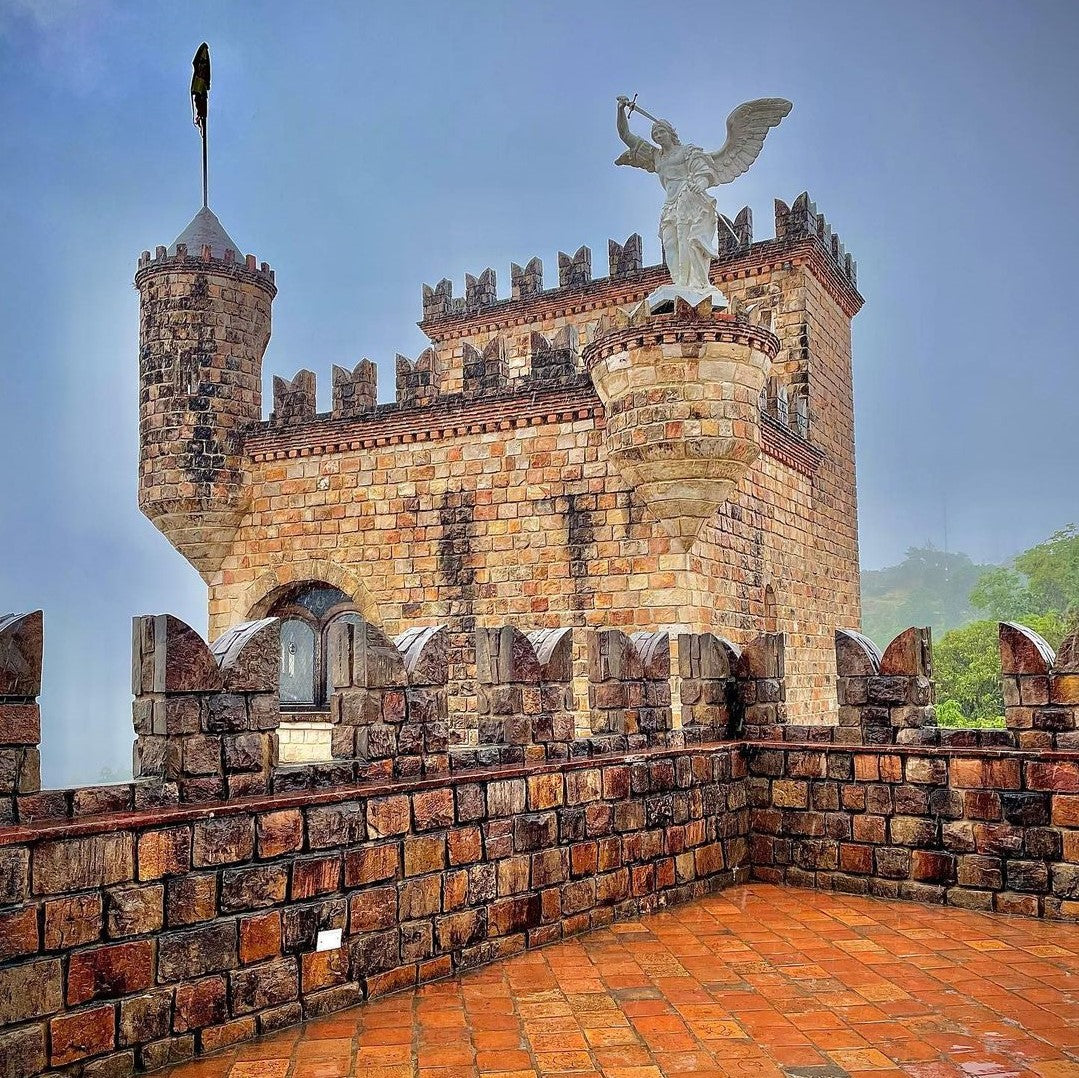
[238,911,282,966]
[350,930,399,976]
[192,816,254,866]
[157,922,238,981]
[0,1023,47,1078]
[220,864,289,912]
[367,795,411,837]
[137,828,191,881]
[106,885,164,938]
[291,856,342,900]
[33,834,134,894]
[403,835,445,876]
[229,957,299,1015]
[49,1005,116,1067]
[165,874,217,926]
[174,977,228,1032]
[0,906,38,960]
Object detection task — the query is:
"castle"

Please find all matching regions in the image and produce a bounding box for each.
[2,169,1079,1078]
[136,193,862,739]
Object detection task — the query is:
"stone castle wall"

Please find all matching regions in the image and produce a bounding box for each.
[186,197,861,730]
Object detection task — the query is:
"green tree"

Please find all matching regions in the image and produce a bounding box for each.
[861,546,993,646]
[970,525,1079,628]
[933,620,1008,724]
[1015,525,1079,622]
[934,612,1068,727]
[969,566,1037,622]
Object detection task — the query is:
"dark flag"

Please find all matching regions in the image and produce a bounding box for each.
[191,43,210,131]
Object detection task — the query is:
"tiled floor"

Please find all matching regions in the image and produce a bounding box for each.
[164,884,1079,1078]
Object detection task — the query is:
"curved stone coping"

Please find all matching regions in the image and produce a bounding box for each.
[583,314,781,367]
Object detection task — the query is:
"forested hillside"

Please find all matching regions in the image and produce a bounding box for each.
[860,546,993,645]
[861,527,1079,726]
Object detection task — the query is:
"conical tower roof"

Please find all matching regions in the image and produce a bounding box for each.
[168,206,241,259]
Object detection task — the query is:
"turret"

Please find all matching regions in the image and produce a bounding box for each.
[135,207,276,578]
[584,297,778,552]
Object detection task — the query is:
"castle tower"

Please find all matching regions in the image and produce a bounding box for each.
[585,301,779,552]
[135,208,276,579]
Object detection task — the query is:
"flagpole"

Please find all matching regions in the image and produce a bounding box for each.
[191,42,211,210]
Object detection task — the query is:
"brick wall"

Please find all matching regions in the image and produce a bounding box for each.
[0,746,748,1077]
[747,742,1079,919]
[3,610,1079,1076]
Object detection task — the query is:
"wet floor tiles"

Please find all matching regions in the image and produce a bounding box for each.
[162,883,1079,1078]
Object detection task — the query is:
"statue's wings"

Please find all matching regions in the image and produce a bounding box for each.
[707,98,792,185]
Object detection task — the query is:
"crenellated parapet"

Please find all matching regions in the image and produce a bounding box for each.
[509,257,542,300]
[528,325,580,382]
[558,246,592,289]
[421,277,457,320]
[718,206,753,255]
[395,346,442,407]
[678,632,739,743]
[462,337,508,396]
[271,369,317,423]
[834,627,936,745]
[136,243,275,287]
[0,611,43,822]
[332,359,377,418]
[774,192,857,287]
[608,233,643,277]
[735,635,787,741]
[1000,622,1079,749]
[131,614,281,802]
[325,621,450,783]
[470,626,575,767]
[587,629,676,751]
[418,198,860,331]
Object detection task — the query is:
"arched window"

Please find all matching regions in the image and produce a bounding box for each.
[266,583,363,709]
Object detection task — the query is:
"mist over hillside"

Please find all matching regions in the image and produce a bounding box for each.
[860,546,995,645]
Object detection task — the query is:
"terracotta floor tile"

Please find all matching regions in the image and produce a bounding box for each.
[227,1064,289,1078]
[157,885,1079,1078]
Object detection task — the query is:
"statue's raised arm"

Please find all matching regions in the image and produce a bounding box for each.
[615,95,657,173]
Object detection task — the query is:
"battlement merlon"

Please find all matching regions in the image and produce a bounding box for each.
[135,244,277,294]
[417,194,861,340]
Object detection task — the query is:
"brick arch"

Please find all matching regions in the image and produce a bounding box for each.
[240,560,380,625]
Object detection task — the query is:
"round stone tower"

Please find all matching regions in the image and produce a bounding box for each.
[584,300,779,552]
[135,207,276,579]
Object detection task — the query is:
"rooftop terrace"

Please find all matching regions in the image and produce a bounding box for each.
[158,884,1079,1078]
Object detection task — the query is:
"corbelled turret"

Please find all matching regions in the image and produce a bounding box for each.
[135,210,275,579]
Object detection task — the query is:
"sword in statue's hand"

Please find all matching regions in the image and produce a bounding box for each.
[617,93,664,125]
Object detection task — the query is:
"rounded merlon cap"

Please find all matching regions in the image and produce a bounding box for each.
[168,206,241,259]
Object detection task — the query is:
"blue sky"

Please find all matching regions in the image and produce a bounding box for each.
[1,0,1077,785]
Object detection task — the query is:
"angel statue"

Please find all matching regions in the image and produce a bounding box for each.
[616,94,792,311]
